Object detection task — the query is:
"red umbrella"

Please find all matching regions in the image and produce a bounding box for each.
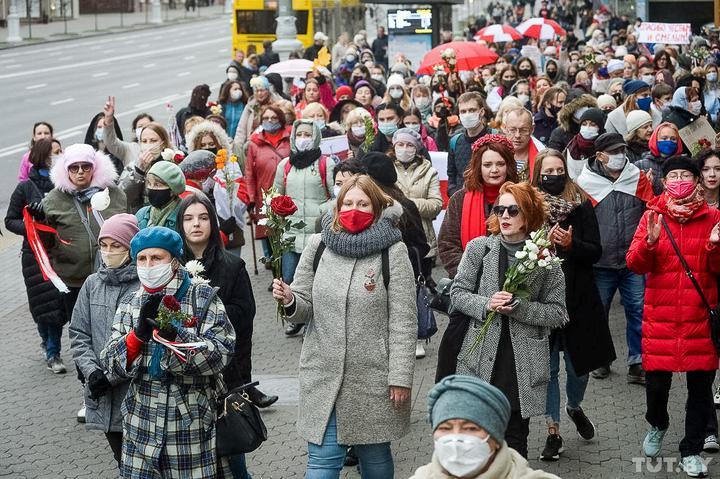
[474,24,522,43]
[516,18,566,40]
[418,41,498,75]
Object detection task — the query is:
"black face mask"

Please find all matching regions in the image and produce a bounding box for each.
[518,69,532,78]
[205,147,218,155]
[548,104,562,117]
[540,174,566,196]
[502,79,516,89]
[148,188,173,209]
[546,70,558,80]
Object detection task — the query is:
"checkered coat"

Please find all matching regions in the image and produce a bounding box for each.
[452,235,568,419]
[102,271,235,479]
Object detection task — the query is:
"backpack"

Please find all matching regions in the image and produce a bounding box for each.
[449,133,462,155]
[312,240,389,290]
[283,156,330,199]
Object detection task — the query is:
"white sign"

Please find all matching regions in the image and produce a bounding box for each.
[319,135,349,160]
[637,22,691,45]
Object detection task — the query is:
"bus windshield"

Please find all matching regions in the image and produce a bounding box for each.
[235,10,309,35]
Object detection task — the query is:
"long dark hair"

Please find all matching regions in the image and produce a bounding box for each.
[177,192,225,268]
[218,80,250,104]
[28,138,53,169]
[30,122,53,148]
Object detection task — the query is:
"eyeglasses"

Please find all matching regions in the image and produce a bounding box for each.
[504,127,532,137]
[666,172,696,180]
[68,163,93,173]
[492,205,520,217]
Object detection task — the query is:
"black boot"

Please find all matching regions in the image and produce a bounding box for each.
[285,322,304,337]
[247,386,279,409]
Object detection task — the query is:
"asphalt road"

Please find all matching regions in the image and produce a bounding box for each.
[0,16,233,211]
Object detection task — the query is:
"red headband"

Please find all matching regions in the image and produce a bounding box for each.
[471,134,514,153]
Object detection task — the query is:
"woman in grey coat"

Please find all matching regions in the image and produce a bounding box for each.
[272,174,417,479]
[69,213,140,466]
[451,182,568,459]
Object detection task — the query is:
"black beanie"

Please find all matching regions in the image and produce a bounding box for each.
[579,108,606,132]
[363,152,397,187]
[662,155,700,178]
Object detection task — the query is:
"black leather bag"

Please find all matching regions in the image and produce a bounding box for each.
[428,278,453,314]
[216,381,268,456]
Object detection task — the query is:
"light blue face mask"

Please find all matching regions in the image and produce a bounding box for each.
[378,121,398,136]
[95,128,104,142]
[313,119,326,130]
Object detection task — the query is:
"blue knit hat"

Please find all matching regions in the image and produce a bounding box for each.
[623,79,650,95]
[130,226,183,261]
[428,375,511,442]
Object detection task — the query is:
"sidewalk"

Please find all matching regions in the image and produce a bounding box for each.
[0,3,227,49]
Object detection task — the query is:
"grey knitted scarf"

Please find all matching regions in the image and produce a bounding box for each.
[320,210,402,258]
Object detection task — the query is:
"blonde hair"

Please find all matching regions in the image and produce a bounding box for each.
[301,102,329,120]
[344,107,372,128]
[491,97,523,129]
[183,116,204,136]
[332,175,393,232]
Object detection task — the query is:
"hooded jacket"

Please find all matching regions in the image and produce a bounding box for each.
[42,152,127,287]
[663,86,701,132]
[185,120,232,153]
[627,194,720,371]
[633,122,683,195]
[547,94,597,152]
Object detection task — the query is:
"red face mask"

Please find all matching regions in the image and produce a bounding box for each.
[665,180,696,200]
[338,209,375,234]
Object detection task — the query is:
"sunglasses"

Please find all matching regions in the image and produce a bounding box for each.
[492,205,520,217]
[68,163,93,173]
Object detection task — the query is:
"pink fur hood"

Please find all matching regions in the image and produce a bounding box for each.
[50,143,118,193]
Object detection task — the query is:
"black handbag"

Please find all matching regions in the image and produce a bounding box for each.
[660,218,720,354]
[216,381,268,456]
[428,278,453,314]
[411,247,438,340]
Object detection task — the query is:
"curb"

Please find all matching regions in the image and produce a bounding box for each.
[0,11,228,50]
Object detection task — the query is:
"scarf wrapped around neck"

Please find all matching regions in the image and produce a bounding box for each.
[74,186,103,204]
[543,192,582,225]
[149,197,180,227]
[320,208,402,258]
[289,148,321,169]
[567,133,596,161]
[460,183,500,249]
[665,186,705,224]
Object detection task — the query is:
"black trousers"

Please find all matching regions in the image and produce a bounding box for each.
[62,287,80,323]
[505,410,530,458]
[105,432,122,466]
[646,370,716,457]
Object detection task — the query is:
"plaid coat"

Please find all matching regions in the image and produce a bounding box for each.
[102,270,235,479]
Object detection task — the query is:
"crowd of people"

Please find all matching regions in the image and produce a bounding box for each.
[9,0,720,477]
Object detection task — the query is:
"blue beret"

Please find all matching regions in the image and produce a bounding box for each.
[623,79,650,95]
[428,375,511,442]
[130,226,183,261]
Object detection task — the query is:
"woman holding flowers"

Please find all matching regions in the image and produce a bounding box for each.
[530,149,616,462]
[271,174,416,478]
[450,181,568,459]
[102,226,235,478]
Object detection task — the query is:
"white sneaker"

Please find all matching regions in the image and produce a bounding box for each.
[46,356,66,374]
[704,435,720,453]
[714,386,720,407]
[77,405,86,424]
[680,455,708,477]
[415,340,426,359]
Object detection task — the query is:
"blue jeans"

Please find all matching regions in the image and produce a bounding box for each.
[261,238,272,260]
[37,322,63,360]
[306,410,394,479]
[228,453,252,479]
[282,251,302,285]
[545,334,589,424]
[593,267,644,366]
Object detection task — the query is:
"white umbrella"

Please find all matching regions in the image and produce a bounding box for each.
[264,59,314,78]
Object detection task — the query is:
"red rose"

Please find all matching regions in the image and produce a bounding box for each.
[270,195,298,217]
[162,295,181,312]
[184,316,198,328]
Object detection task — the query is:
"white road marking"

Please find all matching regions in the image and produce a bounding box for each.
[177,72,190,77]
[183,55,195,60]
[50,98,74,106]
[5,64,21,69]
[57,56,73,62]
[143,63,156,68]
[25,83,47,90]
[90,45,101,50]
[92,72,109,77]
[123,40,135,45]
[123,82,140,89]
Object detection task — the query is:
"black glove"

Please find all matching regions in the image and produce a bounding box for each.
[135,294,163,342]
[219,217,236,235]
[148,318,178,342]
[28,201,45,221]
[87,369,111,400]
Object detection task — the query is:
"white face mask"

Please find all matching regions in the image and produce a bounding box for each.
[135,127,144,141]
[351,125,366,137]
[435,434,494,478]
[689,100,702,115]
[101,251,129,269]
[137,262,176,290]
[708,72,718,83]
[405,123,421,133]
[641,74,655,86]
[414,96,431,110]
[227,72,238,81]
[345,54,356,62]
[460,112,481,130]
[605,152,626,170]
[230,89,243,101]
[395,146,416,163]
[580,125,599,140]
[371,74,386,84]
[389,88,403,99]
[517,94,530,104]
[295,137,314,152]
[333,185,341,197]
[140,142,163,157]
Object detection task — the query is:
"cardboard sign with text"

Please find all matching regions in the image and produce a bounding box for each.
[637,22,691,45]
[679,116,717,156]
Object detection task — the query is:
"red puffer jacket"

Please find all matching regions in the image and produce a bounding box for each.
[627,194,720,372]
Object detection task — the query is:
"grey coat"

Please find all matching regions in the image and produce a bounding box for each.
[288,232,417,445]
[69,263,139,432]
[451,235,568,419]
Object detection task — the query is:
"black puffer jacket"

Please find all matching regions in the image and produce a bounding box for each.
[4,168,66,326]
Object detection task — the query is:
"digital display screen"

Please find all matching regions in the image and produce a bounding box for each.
[387,9,432,35]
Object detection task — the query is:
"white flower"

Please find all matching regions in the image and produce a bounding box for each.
[515,250,528,260]
[259,205,267,215]
[185,260,205,276]
[545,265,553,270]
[526,243,539,254]
[257,218,268,226]
[538,259,548,268]
[528,252,538,261]
[90,188,110,211]
[160,148,176,162]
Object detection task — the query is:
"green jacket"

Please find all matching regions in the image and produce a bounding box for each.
[42,186,127,287]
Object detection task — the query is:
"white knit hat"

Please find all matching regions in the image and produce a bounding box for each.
[387,74,405,88]
[607,59,624,73]
[597,94,617,110]
[625,110,653,136]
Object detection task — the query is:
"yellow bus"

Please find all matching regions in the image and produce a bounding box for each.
[232,0,365,57]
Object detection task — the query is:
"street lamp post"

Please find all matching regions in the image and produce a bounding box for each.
[6,0,22,42]
[224,0,232,15]
[272,0,303,61]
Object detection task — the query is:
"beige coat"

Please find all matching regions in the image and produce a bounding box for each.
[394,158,443,258]
[409,443,561,479]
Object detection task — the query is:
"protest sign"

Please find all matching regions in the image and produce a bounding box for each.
[636,22,691,45]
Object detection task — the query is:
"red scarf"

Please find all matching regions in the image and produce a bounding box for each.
[263,129,286,149]
[461,184,500,249]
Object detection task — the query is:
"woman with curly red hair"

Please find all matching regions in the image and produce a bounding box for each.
[449,181,568,458]
[438,134,519,278]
